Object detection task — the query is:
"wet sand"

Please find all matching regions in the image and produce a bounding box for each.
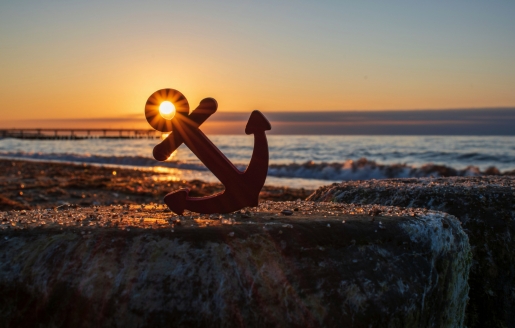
[0,159,313,211]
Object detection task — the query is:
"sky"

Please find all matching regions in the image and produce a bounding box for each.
[1,1,515,133]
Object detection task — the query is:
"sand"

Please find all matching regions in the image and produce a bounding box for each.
[0,159,313,211]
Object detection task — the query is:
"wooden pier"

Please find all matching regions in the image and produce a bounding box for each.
[0,129,160,140]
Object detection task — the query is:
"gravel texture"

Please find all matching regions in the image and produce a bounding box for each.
[0,201,470,328]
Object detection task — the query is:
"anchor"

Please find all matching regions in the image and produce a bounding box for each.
[145,89,271,215]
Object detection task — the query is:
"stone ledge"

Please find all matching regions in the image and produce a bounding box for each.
[308,176,515,328]
[0,201,470,328]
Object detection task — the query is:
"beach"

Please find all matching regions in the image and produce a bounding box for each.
[2,156,514,327]
[1,138,515,328]
[0,159,312,211]
[2,134,515,211]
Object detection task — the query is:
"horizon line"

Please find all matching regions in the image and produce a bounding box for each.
[3,106,515,122]
[2,108,514,135]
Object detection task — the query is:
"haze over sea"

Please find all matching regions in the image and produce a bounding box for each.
[1,135,513,189]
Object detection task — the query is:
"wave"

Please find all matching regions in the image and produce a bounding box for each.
[269,158,512,181]
[0,151,512,181]
[0,151,211,171]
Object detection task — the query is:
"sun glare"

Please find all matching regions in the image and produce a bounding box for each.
[166,150,177,161]
[159,101,176,120]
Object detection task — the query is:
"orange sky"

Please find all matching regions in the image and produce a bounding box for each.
[1,1,514,124]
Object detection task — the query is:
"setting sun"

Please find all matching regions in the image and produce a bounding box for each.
[159,101,175,120]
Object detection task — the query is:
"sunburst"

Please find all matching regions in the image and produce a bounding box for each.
[144,89,190,132]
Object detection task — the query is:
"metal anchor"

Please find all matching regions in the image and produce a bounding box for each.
[145,89,271,215]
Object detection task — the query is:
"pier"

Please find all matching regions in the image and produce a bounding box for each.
[0,128,160,140]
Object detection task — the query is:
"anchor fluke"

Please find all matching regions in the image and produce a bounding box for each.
[245,110,271,135]
[164,189,189,215]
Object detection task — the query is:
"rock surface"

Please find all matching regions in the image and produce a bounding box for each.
[308,176,515,328]
[0,201,471,328]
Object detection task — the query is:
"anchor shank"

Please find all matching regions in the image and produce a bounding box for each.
[177,121,243,187]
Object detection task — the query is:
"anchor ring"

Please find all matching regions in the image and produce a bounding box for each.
[144,88,190,132]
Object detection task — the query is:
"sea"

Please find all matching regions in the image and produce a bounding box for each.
[1,136,514,189]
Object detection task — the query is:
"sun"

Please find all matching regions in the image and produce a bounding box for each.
[159,101,176,120]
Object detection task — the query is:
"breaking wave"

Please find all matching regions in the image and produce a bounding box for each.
[269,158,512,180]
[1,151,513,182]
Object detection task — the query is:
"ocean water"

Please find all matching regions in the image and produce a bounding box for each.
[1,135,514,189]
